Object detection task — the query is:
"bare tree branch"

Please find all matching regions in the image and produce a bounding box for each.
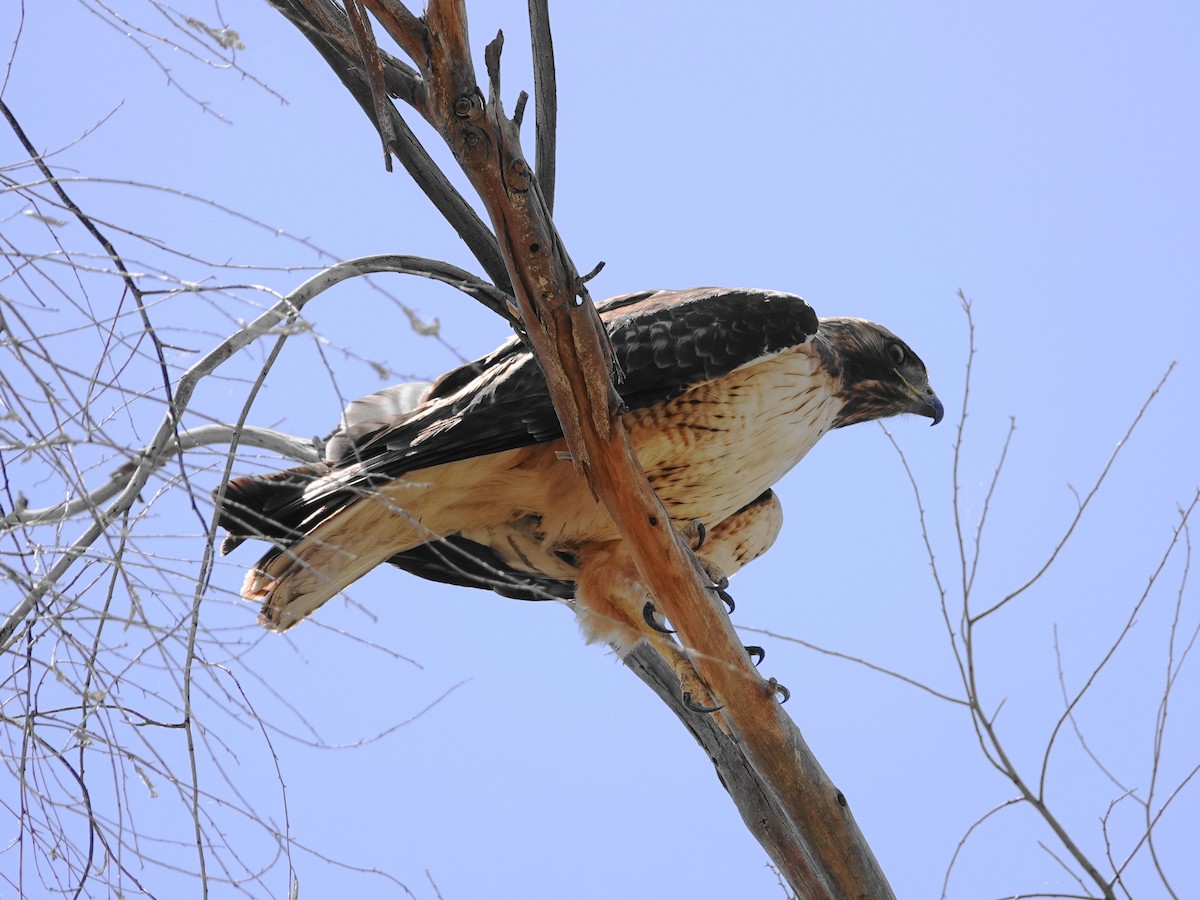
[887,296,1198,899]
[269,0,514,294]
[527,0,557,213]
[740,625,968,706]
[974,362,1176,623]
[264,2,894,894]
[0,253,509,653]
[0,425,318,533]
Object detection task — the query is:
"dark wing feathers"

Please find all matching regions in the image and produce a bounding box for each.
[323,381,432,462]
[331,287,819,483]
[216,288,819,563]
[384,537,576,601]
[216,463,330,552]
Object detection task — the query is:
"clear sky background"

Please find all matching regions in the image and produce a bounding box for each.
[2,2,1198,898]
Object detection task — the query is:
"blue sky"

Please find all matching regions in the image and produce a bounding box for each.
[2,2,1198,898]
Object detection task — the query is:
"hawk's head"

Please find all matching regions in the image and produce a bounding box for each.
[817,318,944,429]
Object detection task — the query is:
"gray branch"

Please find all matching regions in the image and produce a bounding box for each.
[0,253,514,654]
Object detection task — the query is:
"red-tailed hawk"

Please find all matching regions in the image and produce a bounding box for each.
[216,287,941,694]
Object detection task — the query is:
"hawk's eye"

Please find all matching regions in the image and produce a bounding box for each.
[887,343,906,366]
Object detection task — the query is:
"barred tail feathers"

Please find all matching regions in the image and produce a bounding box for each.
[216,463,427,630]
[244,492,430,631]
[217,449,535,631]
[215,464,330,554]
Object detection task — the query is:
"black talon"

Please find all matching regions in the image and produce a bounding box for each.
[682,691,723,714]
[693,521,706,550]
[768,677,790,704]
[642,601,674,634]
[744,645,765,666]
[714,586,735,614]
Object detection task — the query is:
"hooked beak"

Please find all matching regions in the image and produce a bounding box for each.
[923,390,945,426]
[898,370,944,426]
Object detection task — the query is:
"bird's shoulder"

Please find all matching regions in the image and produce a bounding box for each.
[331,287,821,477]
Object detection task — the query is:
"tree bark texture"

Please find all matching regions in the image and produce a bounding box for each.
[269,2,895,896]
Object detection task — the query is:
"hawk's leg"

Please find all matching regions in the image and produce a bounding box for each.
[641,518,736,628]
[574,541,722,713]
[644,629,723,714]
[679,518,707,552]
[699,560,736,614]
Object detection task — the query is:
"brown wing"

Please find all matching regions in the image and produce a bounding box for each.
[294,288,818,511]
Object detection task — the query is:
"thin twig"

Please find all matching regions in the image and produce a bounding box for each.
[0,254,510,653]
[941,799,1021,899]
[974,363,1176,623]
[740,626,967,705]
[966,416,1016,598]
[1037,491,1200,801]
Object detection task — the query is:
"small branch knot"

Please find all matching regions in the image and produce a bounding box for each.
[453,93,479,119]
[507,157,531,191]
[458,125,491,161]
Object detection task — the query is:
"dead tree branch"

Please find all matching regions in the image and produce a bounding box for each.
[0,253,504,653]
[265,2,893,894]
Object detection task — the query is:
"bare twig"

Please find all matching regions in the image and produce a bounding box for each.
[941,799,1022,899]
[1144,507,1195,897]
[966,415,1016,598]
[951,288,976,613]
[1051,625,1131,795]
[740,625,967,705]
[973,363,1176,623]
[0,253,507,653]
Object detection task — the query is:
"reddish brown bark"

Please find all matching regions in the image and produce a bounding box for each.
[272,2,895,894]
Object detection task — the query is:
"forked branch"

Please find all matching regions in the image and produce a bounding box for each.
[267,2,893,894]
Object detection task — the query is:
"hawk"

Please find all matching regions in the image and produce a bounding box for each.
[216,287,942,697]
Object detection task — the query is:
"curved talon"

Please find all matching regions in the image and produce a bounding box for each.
[713,587,735,614]
[768,677,791,704]
[642,601,675,634]
[744,645,765,666]
[682,691,724,714]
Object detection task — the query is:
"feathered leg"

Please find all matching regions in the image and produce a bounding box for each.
[573,541,721,710]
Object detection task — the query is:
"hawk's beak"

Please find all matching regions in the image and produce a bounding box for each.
[897,371,945,426]
[923,390,945,426]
